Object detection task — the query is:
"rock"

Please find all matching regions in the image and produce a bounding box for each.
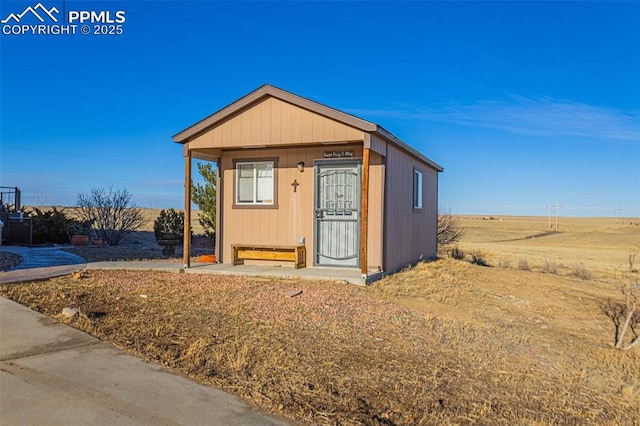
[621,385,635,398]
[285,289,302,298]
[62,307,79,319]
[72,271,88,280]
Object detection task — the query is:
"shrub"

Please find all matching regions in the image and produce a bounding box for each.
[497,258,511,269]
[600,250,639,351]
[75,187,145,246]
[542,258,559,274]
[470,252,488,267]
[448,246,465,260]
[28,207,72,244]
[154,209,184,240]
[630,250,639,273]
[518,257,530,271]
[571,263,592,280]
[438,207,464,249]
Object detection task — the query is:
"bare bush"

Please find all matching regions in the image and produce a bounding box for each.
[571,263,592,280]
[470,252,488,267]
[601,298,638,350]
[438,208,464,249]
[75,187,145,246]
[542,258,559,274]
[448,246,465,260]
[497,258,511,269]
[518,257,530,271]
[616,283,639,350]
[630,251,639,273]
[602,251,639,351]
[618,251,640,350]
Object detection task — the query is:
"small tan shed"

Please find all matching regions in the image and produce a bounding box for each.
[173,85,443,282]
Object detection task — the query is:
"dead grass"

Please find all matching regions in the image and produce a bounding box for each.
[458,216,640,281]
[1,261,638,424]
[1,215,639,424]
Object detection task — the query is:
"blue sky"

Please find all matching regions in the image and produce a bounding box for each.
[1,1,639,217]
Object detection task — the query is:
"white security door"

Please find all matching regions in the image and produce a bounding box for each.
[314,162,360,267]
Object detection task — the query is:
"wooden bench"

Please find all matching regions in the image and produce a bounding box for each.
[231,244,306,269]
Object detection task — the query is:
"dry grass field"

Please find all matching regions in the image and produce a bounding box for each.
[138,207,206,235]
[1,215,639,424]
[28,206,206,235]
[455,215,639,281]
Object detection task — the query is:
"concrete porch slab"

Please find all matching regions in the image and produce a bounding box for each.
[184,262,368,285]
[84,260,369,285]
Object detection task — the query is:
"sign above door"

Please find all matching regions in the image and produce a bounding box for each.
[323,151,354,159]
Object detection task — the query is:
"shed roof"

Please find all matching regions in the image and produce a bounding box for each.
[173,84,443,172]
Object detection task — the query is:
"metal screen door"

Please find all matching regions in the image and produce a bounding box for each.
[314,161,360,267]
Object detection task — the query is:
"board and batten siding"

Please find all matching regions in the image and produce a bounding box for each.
[188,97,365,149]
[219,145,385,268]
[176,85,441,278]
[367,152,384,271]
[383,144,438,272]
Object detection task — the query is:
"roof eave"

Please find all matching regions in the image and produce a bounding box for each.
[374,126,444,172]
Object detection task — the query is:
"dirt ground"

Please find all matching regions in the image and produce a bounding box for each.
[1,216,639,424]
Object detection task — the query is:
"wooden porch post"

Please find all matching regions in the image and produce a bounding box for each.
[214,160,221,263]
[360,147,370,278]
[183,149,192,268]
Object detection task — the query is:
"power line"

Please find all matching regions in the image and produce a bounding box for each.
[547,201,561,230]
[615,207,627,224]
[34,191,48,206]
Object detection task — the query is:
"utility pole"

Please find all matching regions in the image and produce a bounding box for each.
[550,201,561,231]
[34,191,49,206]
[615,207,627,224]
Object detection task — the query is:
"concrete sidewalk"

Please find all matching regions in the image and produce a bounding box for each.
[1,245,366,284]
[0,297,290,425]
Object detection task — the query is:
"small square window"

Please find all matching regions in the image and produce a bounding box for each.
[413,169,423,210]
[236,161,274,205]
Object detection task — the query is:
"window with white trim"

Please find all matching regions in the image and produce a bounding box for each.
[236,161,274,205]
[413,169,423,210]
